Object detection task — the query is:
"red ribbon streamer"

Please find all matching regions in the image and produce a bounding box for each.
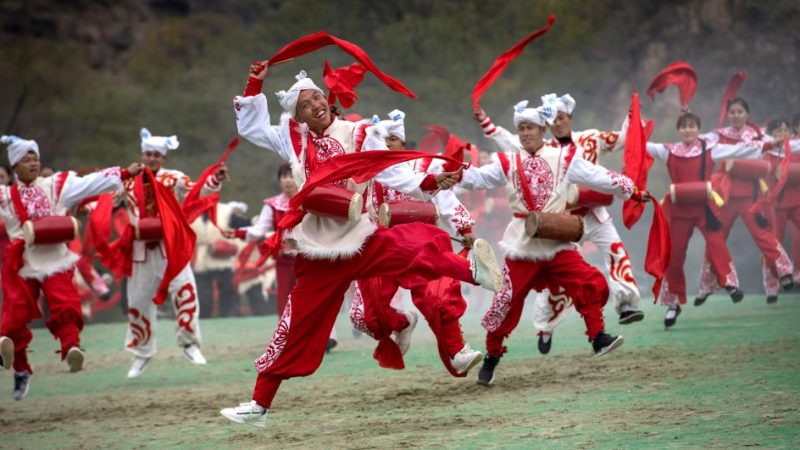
[268,31,416,99]
[472,15,556,108]
[717,71,748,128]
[646,61,697,110]
[622,90,654,228]
[322,60,367,109]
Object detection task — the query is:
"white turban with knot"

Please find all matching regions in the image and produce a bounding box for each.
[1,135,40,166]
[513,100,555,128]
[141,128,179,155]
[275,70,325,117]
[540,93,576,117]
[378,109,406,142]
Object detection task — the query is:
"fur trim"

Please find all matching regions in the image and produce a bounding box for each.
[20,248,80,280]
[499,240,575,262]
[285,214,377,261]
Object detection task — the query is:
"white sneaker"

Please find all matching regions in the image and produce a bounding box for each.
[0,336,13,371]
[469,239,502,292]
[450,344,483,375]
[392,311,418,355]
[220,400,268,428]
[65,347,84,373]
[183,344,207,365]
[127,356,151,379]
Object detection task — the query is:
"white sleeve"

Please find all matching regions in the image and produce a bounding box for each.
[58,167,124,209]
[762,135,800,154]
[710,142,761,162]
[459,153,508,191]
[431,189,475,236]
[646,142,669,161]
[245,203,273,241]
[566,158,634,199]
[370,124,429,197]
[233,93,293,161]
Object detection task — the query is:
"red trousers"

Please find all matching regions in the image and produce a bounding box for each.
[711,196,790,277]
[252,224,475,408]
[274,255,297,316]
[663,214,735,305]
[0,269,83,373]
[483,251,608,358]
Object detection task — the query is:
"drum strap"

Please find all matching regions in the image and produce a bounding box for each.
[514,152,538,213]
[9,183,29,223]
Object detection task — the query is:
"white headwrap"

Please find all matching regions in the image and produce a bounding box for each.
[275,70,325,117]
[512,100,554,128]
[540,93,576,117]
[1,135,40,166]
[378,109,406,141]
[140,128,179,155]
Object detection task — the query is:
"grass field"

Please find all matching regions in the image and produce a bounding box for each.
[2,293,799,449]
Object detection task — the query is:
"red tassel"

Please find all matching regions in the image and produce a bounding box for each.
[268,31,416,99]
[182,137,239,225]
[717,71,747,128]
[646,61,697,110]
[472,15,556,108]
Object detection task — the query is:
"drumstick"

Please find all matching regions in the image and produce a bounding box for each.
[450,236,466,245]
[270,58,295,66]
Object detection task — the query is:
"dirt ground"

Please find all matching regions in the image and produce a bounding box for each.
[2,293,799,449]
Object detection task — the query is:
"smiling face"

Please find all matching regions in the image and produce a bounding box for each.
[14,151,40,183]
[517,122,546,153]
[727,102,749,129]
[295,89,332,133]
[770,122,791,141]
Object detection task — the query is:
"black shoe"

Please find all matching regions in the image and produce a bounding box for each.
[537,333,552,354]
[591,332,624,356]
[767,295,778,304]
[779,275,794,292]
[619,310,645,325]
[476,355,500,386]
[726,286,744,303]
[664,305,681,329]
[325,338,338,353]
[13,371,30,401]
[694,293,710,307]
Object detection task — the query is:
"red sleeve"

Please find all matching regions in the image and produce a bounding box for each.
[420,174,438,191]
[458,226,473,235]
[121,168,132,181]
[235,228,247,240]
[243,76,264,97]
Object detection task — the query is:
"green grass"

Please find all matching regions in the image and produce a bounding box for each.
[2,293,799,449]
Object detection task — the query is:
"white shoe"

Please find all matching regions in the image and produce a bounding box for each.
[220,400,268,428]
[183,344,207,365]
[65,347,84,373]
[392,311,418,355]
[450,344,483,375]
[469,239,502,292]
[0,336,13,371]
[127,356,151,379]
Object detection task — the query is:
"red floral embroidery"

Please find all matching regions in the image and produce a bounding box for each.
[19,185,51,220]
[255,297,292,373]
[174,283,198,334]
[348,285,377,338]
[481,265,513,332]
[547,288,572,323]
[609,171,634,197]
[127,307,152,348]
[310,136,347,189]
[513,156,554,212]
[609,242,636,284]
[665,140,703,158]
[452,204,474,232]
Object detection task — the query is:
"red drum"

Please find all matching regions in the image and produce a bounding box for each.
[525,212,584,242]
[210,239,238,258]
[135,217,163,241]
[724,159,771,180]
[302,186,362,222]
[575,187,614,208]
[22,216,79,245]
[780,163,800,184]
[378,201,439,227]
[670,181,712,205]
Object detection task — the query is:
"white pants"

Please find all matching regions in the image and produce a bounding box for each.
[533,215,641,334]
[125,248,202,358]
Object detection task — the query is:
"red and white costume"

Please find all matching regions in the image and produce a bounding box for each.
[234,72,485,408]
[346,110,476,368]
[460,116,635,356]
[122,130,222,359]
[646,138,760,305]
[0,135,127,373]
[697,125,794,296]
[478,97,638,335]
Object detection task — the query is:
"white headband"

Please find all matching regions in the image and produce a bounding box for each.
[1,135,40,166]
[378,109,406,142]
[512,100,553,128]
[540,93,576,117]
[275,70,325,117]
[140,128,179,155]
